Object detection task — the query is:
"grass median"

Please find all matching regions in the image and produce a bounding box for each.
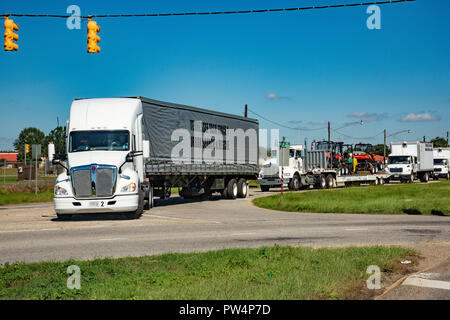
[253,180,450,215]
[0,181,54,206]
[0,245,416,300]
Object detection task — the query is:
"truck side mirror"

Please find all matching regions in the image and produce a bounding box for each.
[52,159,60,165]
[143,140,150,159]
[125,153,134,163]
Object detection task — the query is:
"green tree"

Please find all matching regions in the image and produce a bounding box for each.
[430,137,448,148]
[46,126,66,155]
[374,144,390,156]
[13,127,46,162]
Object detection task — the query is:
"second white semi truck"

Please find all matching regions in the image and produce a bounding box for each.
[386,141,434,183]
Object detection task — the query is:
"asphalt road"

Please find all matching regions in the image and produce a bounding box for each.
[0,188,449,264]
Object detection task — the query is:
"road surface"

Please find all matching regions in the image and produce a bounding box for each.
[0,189,448,264]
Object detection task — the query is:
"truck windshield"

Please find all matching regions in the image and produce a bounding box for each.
[434,159,446,165]
[388,156,410,164]
[69,130,130,152]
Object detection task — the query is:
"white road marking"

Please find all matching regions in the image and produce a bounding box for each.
[345,228,369,231]
[402,273,450,290]
[99,238,125,241]
[231,232,255,236]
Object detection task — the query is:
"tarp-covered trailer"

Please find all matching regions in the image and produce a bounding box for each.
[140,97,259,200]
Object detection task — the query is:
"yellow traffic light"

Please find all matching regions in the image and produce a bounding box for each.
[87,18,100,53]
[4,16,19,51]
[25,144,29,153]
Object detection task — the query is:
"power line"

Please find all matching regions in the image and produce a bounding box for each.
[247,108,328,131]
[334,129,384,140]
[1,0,416,19]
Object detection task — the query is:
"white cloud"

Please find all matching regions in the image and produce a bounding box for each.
[348,112,384,122]
[266,93,288,100]
[400,112,440,122]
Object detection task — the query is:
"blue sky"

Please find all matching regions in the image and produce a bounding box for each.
[0,0,449,150]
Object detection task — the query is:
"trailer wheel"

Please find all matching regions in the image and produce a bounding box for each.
[378,177,384,185]
[237,178,248,198]
[384,178,390,184]
[227,179,238,199]
[315,175,326,189]
[409,174,414,183]
[446,173,450,180]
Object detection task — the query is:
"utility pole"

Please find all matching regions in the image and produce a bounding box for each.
[244,104,247,118]
[328,121,331,142]
[383,129,387,166]
[447,131,449,147]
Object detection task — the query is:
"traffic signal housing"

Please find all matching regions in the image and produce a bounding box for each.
[4,16,19,51]
[87,18,100,53]
[25,144,30,154]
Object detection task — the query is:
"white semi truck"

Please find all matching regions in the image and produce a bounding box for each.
[257,144,390,191]
[52,97,259,219]
[432,147,450,180]
[386,141,434,183]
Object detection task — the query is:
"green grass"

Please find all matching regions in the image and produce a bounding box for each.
[253,180,450,215]
[0,246,416,300]
[0,191,54,206]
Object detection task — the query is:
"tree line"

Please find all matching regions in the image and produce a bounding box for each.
[13,126,66,162]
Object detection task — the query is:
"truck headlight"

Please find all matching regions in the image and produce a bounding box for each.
[54,185,68,196]
[121,182,136,193]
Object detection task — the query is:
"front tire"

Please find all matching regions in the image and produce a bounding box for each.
[125,189,144,219]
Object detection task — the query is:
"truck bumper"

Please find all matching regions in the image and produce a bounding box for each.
[256,178,287,186]
[389,174,411,181]
[54,194,139,214]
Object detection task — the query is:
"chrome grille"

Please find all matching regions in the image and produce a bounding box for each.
[71,164,117,198]
[72,169,92,197]
[96,168,115,197]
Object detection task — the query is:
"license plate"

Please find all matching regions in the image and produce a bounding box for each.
[89,201,100,207]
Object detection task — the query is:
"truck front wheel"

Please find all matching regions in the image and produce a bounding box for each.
[125,189,144,219]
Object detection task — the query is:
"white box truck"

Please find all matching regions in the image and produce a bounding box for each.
[386,141,434,183]
[52,97,259,220]
[432,147,450,180]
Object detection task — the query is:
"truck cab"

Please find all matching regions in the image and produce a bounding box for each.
[386,155,415,182]
[257,145,303,191]
[53,98,148,219]
[432,148,450,180]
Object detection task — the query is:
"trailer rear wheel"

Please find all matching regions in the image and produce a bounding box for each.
[409,174,414,183]
[227,179,238,199]
[379,177,384,185]
[237,178,248,198]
